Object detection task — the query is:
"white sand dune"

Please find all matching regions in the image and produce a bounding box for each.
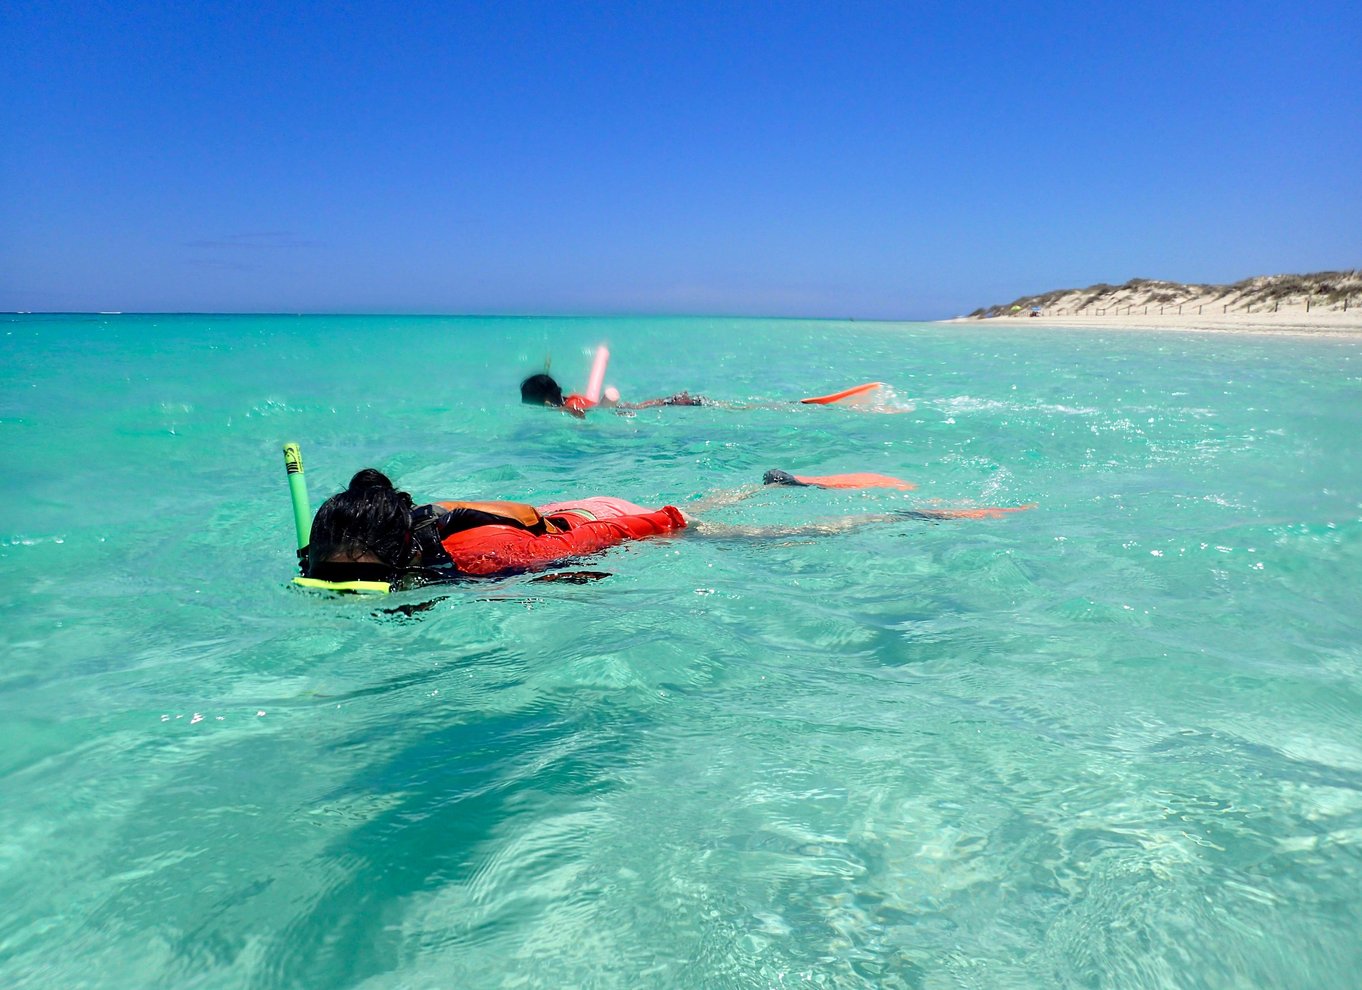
[945,270,1362,335]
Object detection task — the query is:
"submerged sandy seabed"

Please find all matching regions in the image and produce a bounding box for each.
[940,308,1362,337]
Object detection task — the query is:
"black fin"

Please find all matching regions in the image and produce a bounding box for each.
[762,469,808,486]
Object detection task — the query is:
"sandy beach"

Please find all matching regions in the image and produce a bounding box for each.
[944,271,1362,336]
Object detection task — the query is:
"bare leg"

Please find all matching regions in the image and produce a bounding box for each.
[689,512,905,539]
[684,470,1034,535]
[688,505,1034,538]
[683,483,765,515]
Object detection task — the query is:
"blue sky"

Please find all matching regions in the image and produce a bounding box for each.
[3,1,1359,318]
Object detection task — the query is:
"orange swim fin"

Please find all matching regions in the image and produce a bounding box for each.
[764,469,916,490]
[800,381,884,405]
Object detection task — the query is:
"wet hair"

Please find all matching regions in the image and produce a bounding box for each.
[306,468,415,579]
[520,373,565,407]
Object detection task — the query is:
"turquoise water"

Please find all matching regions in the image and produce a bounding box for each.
[3,314,1361,989]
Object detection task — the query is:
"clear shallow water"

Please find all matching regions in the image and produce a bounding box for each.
[2,314,1361,989]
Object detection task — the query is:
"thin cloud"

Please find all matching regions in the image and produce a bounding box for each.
[185,258,262,272]
[183,232,322,249]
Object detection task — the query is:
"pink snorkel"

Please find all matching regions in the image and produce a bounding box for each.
[584,344,610,405]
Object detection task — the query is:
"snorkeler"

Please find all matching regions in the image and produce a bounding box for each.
[302,468,1032,587]
[303,468,685,583]
[519,372,912,417]
[520,372,711,416]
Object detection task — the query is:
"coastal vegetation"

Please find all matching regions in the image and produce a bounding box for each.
[968,270,1361,319]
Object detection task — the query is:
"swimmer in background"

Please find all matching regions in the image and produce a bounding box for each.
[519,373,910,416]
[520,372,713,416]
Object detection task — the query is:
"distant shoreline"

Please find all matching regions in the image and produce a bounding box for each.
[944,269,1362,337]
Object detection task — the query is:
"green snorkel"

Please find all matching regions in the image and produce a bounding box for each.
[283,442,311,551]
[284,442,392,594]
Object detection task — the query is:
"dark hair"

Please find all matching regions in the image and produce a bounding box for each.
[306,468,415,579]
[520,373,564,407]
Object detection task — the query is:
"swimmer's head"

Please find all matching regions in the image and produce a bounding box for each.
[520,373,565,407]
[306,468,414,581]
